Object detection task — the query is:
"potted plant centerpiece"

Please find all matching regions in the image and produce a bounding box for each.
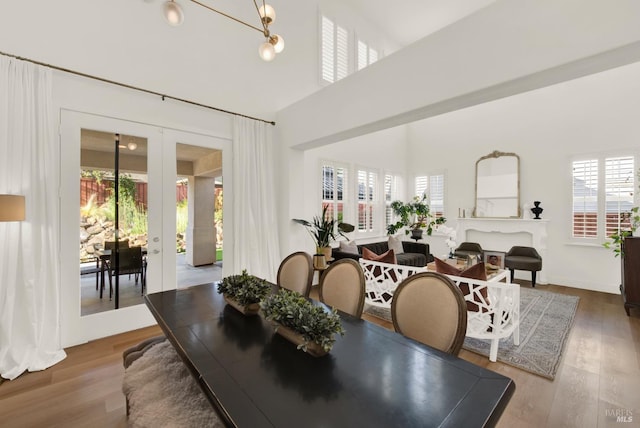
[217,269,271,315]
[386,194,446,239]
[260,289,345,357]
[293,205,354,265]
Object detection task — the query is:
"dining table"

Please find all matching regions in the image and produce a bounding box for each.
[144,282,515,428]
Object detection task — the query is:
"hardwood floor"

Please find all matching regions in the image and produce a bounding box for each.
[1,282,638,427]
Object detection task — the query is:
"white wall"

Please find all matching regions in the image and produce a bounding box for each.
[406,61,640,293]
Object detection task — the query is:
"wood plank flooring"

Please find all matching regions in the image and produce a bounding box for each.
[1,281,639,428]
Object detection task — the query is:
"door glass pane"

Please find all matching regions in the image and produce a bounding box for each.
[175,143,223,288]
[80,129,148,315]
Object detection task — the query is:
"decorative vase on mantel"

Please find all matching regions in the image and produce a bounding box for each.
[272,323,328,357]
[531,201,543,219]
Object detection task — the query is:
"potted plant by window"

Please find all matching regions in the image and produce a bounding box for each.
[603,206,640,257]
[260,289,345,357]
[293,205,354,264]
[217,270,271,315]
[386,194,446,239]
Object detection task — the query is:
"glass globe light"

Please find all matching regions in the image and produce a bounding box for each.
[270,34,284,53]
[258,41,276,62]
[127,142,138,151]
[163,1,184,26]
[258,4,276,24]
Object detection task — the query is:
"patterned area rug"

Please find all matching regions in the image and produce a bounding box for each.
[364,287,579,380]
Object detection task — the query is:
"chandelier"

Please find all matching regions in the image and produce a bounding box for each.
[161,0,284,61]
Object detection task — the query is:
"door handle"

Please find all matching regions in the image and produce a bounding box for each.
[152,249,160,255]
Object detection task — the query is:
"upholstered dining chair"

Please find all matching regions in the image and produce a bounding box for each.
[391,272,468,355]
[319,258,366,318]
[277,251,314,297]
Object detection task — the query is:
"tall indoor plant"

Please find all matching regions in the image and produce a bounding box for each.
[386,194,446,239]
[603,206,640,257]
[293,205,354,261]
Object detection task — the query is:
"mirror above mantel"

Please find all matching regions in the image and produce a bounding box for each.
[473,150,520,218]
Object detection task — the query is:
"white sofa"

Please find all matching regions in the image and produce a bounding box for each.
[360,259,520,362]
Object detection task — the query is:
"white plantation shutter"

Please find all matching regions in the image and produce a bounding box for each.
[605,156,635,237]
[415,176,428,198]
[384,174,401,228]
[321,15,349,83]
[572,160,598,238]
[369,47,379,64]
[357,169,377,233]
[357,40,367,71]
[322,162,347,223]
[429,175,445,218]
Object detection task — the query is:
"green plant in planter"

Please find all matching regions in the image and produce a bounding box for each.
[293,205,354,253]
[603,206,640,257]
[217,270,271,306]
[386,194,447,236]
[260,289,345,353]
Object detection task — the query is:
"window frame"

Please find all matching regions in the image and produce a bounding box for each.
[319,13,350,85]
[414,172,447,220]
[570,152,637,243]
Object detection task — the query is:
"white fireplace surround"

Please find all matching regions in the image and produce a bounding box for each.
[456,218,549,284]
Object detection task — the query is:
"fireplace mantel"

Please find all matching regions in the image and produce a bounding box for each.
[456,218,549,284]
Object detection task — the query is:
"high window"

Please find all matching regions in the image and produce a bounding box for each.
[321,15,349,84]
[357,39,379,71]
[572,155,635,239]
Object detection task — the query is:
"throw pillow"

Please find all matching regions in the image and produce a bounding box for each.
[339,240,359,255]
[361,247,398,284]
[434,258,489,312]
[362,247,397,264]
[387,235,405,255]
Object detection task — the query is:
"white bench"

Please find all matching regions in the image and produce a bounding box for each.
[359,259,520,362]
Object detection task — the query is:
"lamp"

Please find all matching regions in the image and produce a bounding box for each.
[160,0,285,61]
[0,194,26,222]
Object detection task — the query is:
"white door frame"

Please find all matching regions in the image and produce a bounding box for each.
[59,110,233,347]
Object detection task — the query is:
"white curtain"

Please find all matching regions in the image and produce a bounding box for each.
[0,55,66,380]
[232,117,281,281]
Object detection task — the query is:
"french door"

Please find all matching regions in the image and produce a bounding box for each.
[59,110,231,347]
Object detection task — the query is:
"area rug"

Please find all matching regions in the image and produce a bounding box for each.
[364,287,579,380]
[123,340,223,427]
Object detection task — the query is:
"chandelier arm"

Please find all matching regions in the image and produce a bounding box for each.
[189,0,265,34]
[252,0,270,36]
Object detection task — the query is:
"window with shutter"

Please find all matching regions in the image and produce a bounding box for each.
[415,174,445,219]
[384,173,402,229]
[605,156,635,237]
[572,159,598,238]
[322,162,347,224]
[356,38,380,71]
[321,15,349,84]
[357,169,377,233]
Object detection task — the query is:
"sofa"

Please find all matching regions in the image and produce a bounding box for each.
[332,240,432,267]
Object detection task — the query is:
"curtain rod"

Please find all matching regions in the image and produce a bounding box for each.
[0,50,276,126]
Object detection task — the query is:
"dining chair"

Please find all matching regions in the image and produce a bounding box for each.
[391,272,468,355]
[277,251,314,297]
[108,246,146,298]
[319,258,366,318]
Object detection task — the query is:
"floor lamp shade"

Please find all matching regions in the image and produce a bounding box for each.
[0,194,26,222]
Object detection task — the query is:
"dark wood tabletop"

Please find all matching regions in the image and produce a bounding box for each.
[144,283,515,428]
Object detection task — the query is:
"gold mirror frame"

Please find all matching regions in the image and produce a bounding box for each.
[473,150,521,218]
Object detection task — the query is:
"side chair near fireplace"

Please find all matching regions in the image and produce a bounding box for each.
[504,246,542,287]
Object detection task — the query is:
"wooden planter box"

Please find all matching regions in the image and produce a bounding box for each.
[224,295,260,316]
[273,323,328,357]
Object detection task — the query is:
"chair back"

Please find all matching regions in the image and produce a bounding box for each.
[319,259,365,318]
[104,240,130,251]
[453,242,483,258]
[114,246,143,274]
[277,252,313,297]
[507,246,541,259]
[391,272,467,355]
